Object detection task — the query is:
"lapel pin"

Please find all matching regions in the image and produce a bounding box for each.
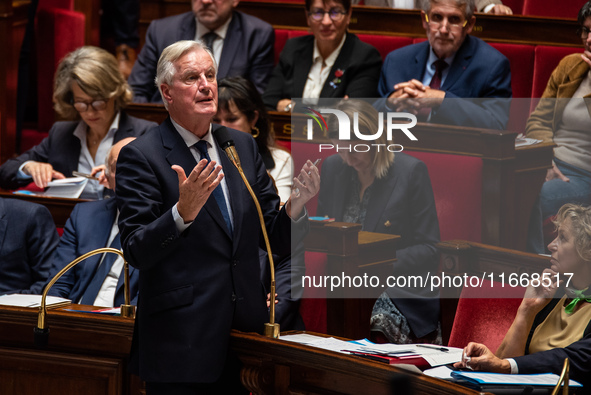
[384,220,391,228]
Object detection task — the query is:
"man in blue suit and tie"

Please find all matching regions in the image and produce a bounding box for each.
[378,0,512,130]
[0,198,59,295]
[116,40,319,394]
[128,0,275,103]
[46,137,139,307]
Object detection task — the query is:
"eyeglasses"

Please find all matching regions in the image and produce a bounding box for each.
[579,26,591,38]
[425,13,468,29]
[72,99,108,112]
[308,8,347,22]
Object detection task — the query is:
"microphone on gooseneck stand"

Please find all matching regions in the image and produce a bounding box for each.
[213,127,279,339]
[35,248,136,347]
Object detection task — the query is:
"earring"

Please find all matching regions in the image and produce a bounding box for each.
[251,126,260,138]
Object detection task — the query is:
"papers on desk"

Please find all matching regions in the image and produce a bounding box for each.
[451,370,582,388]
[14,177,89,198]
[0,294,71,308]
[280,334,463,367]
[515,134,542,148]
[40,177,88,198]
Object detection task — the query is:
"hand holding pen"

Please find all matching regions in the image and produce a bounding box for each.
[453,342,511,373]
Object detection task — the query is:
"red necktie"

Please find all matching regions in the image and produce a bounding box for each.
[429,59,448,90]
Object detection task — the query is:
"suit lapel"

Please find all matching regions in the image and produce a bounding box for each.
[331,164,352,221]
[415,42,431,82]
[442,35,474,91]
[162,120,233,238]
[364,164,398,232]
[64,124,82,177]
[293,37,315,97]
[218,13,241,78]
[76,200,118,295]
[320,34,353,97]
[180,12,197,41]
[212,125,239,241]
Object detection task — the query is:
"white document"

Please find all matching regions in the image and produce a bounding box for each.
[451,371,582,387]
[0,294,71,308]
[40,177,88,198]
[424,365,455,380]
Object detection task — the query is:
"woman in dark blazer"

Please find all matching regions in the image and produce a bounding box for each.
[0,46,156,199]
[262,0,382,112]
[316,99,441,344]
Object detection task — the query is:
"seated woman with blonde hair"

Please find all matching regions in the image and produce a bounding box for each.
[0,46,156,199]
[455,203,591,387]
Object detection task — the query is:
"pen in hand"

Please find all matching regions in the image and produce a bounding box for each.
[293,158,321,198]
[72,171,100,181]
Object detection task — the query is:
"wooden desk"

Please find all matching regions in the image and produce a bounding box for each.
[0,304,484,395]
[0,190,89,228]
[231,330,487,395]
[0,304,139,395]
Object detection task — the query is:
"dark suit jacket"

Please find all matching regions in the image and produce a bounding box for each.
[377,35,512,130]
[46,198,139,306]
[259,245,306,331]
[316,153,440,338]
[0,112,156,190]
[129,11,275,103]
[514,293,591,388]
[0,198,59,295]
[115,119,308,382]
[262,33,382,110]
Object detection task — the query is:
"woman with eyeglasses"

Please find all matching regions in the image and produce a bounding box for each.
[0,46,156,199]
[262,0,382,112]
[526,1,591,254]
[456,203,591,388]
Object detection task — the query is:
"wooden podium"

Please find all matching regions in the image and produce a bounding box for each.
[0,304,139,395]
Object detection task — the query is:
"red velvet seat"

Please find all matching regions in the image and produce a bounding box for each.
[532,46,582,99]
[500,0,524,14]
[522,0,585,18]
[273,29,290,65]
[406,151,482,242]
[447,280,525,351]
[356,34,413,60]
[36,7,85,133]
[489,43,535,131]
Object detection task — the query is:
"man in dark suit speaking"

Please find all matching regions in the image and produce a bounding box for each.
[128,0,275,103]
[378,0,512,130]
[116,40,319,394]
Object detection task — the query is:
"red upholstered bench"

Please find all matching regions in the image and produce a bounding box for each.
[522,0,584,18]
[273,29,290,65]
[500,0,524,14]
[447,280,525,351]
[356,34,413,60]
[489,43,535,132]
[532,45,583,99]
[406,151,482,243]
[36,6,85,133]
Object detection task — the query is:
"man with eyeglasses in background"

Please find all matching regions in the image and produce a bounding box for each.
[128,0,275,103]
[262,0,382,111]
[378,0,512,130]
